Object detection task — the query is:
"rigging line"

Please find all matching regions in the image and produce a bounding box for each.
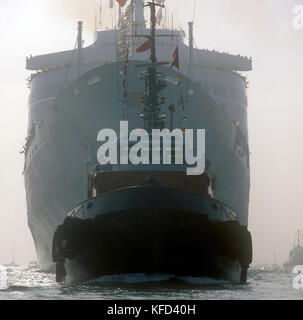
[131,0,135,53]
[52,36,77,113]
[99,0,102,30]
[163,6,167,29]
[192,2,213,48]
[186,0,196,102]
[114,0,121,105]
[61,37,78,94]
[94,0,97,33]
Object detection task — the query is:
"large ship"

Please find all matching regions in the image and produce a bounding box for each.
[24,0,252,283]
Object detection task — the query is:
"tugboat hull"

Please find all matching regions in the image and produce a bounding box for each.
[52,186,252,283]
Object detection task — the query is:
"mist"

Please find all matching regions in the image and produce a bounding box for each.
[0,0,302,267]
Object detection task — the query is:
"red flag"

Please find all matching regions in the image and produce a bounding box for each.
[171,46,179,69]
[136,40,152,53]
[116,0,127,7]
[155,0,165,4]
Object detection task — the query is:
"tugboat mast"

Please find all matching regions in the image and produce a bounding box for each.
[140,0,166,132]
[144,0,160,65]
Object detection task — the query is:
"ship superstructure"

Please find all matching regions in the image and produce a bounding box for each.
[24,0,252,282]
[285,230,303,267]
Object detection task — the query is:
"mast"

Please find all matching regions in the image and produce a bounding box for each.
[77,21,83,79]
[140,0,166,132]
[133,1,181,132]
[148,1,157,65]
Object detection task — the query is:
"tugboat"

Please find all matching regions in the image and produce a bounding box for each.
[51,0,252,284]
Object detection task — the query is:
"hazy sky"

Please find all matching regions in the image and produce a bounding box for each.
[0,0,302,266]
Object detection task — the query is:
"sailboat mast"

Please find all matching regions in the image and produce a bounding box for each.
[12,234,15,264]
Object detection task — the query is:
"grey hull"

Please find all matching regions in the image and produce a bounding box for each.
[25,61,250,269]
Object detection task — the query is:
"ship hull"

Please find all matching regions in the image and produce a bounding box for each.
[285,247,303,268]
[52,187,252,283]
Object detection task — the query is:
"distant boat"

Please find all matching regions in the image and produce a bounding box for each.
[284,230,303,268]
[28,261,39,269]
[270,249,281,272]
[4,262,19,268]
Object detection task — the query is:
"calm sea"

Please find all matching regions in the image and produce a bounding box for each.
[0,265,302,300]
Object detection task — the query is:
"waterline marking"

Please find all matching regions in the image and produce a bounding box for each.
[97,121,206,176]
[292,265,303,289]
[293,5,303,29]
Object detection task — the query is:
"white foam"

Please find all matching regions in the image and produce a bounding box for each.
[0,265,8,290]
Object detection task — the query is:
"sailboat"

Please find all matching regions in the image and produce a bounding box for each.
[4,235,19,268]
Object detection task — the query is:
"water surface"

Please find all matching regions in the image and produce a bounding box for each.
[0,266,302,300]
